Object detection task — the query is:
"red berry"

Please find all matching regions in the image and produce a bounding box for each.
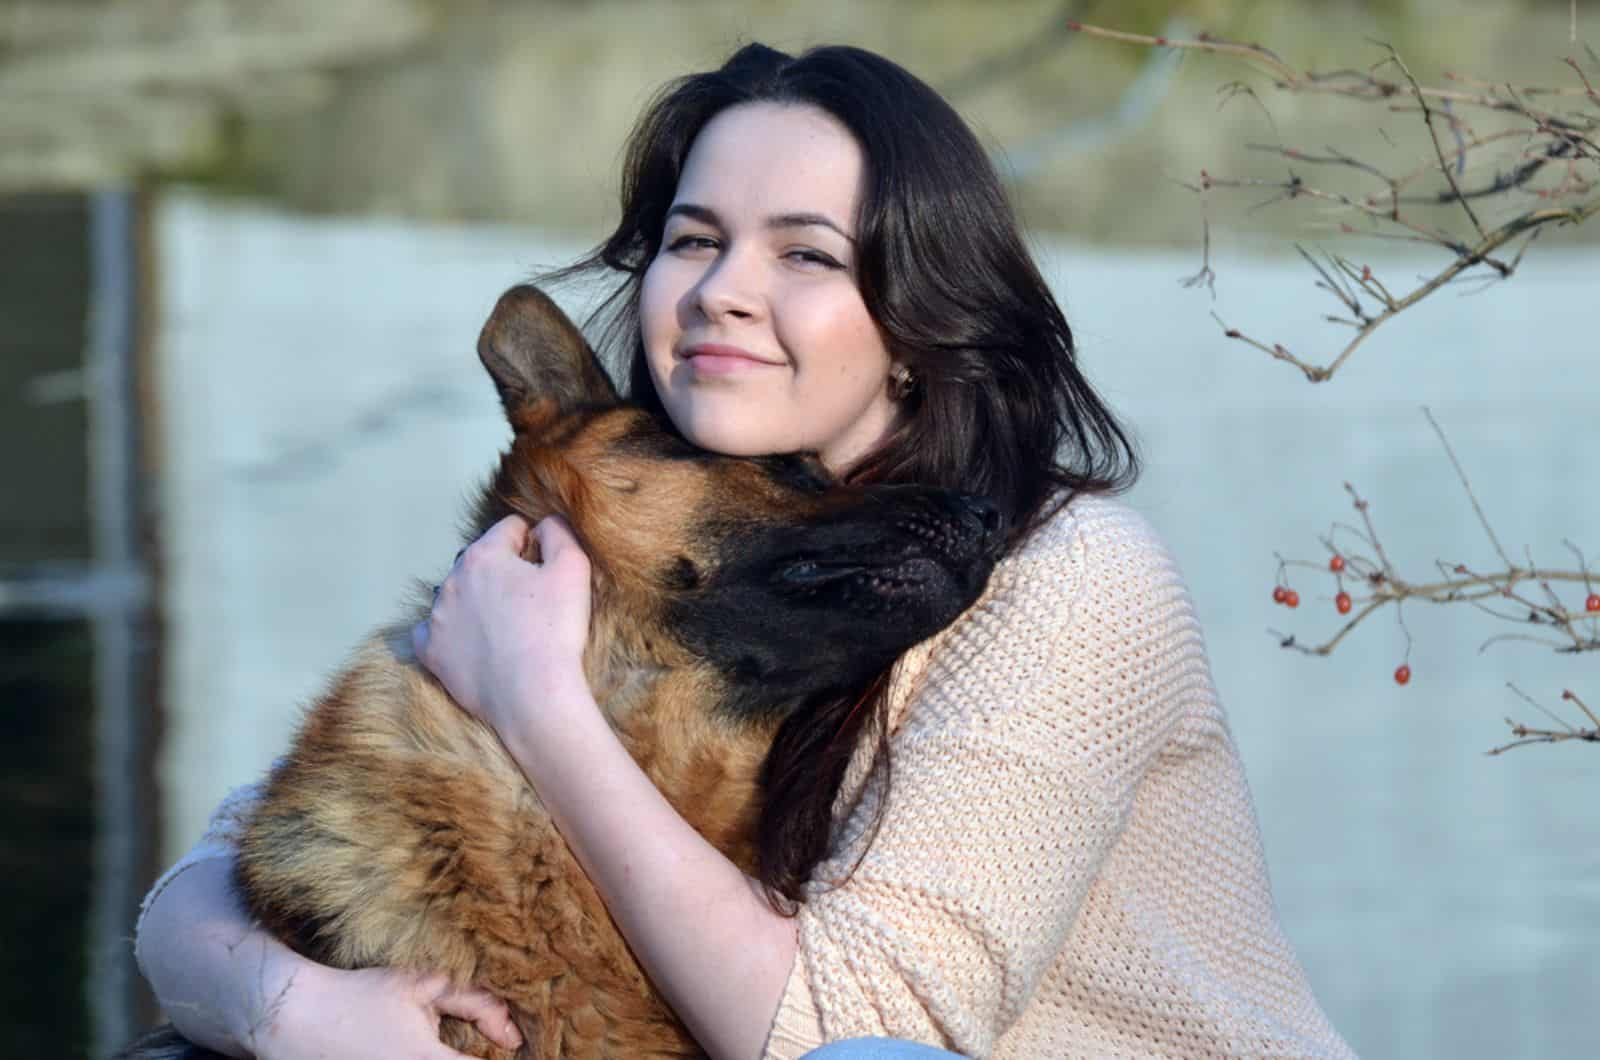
[1587,593,1600,613]
[1335,591,1352,615]
[1284,590,1300,609]
[1329,555,1346,573]
[1272,586,1287,604]
[1394,664,1411,685]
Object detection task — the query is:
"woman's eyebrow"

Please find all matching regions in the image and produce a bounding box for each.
[665,203,854,243]
[767,212,854,243]
[664,202,720,227]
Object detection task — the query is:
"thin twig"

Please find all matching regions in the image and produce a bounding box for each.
[1488,686,1600,754]
[1422,407,1512,567]
[1378,42,1487,238]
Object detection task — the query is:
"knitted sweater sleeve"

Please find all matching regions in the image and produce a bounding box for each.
[763,499,1199,1058]
[133,780,264,957]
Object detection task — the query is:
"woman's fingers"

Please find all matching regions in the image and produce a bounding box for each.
[417,975,523,1053]
[444,513,540,580]
[447,514,581,583]
[534,515,589,578]
[436,990,523,1053]
[476,513,532,560]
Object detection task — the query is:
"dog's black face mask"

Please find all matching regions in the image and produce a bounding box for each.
[668,470,1005,720]
[473,284,1005,724]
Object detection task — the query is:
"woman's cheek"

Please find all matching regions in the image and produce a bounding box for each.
[638,258,684,356]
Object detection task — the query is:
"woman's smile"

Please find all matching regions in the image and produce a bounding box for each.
[680,342,786,377]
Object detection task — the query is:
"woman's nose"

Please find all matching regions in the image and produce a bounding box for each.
[693,251,763,321]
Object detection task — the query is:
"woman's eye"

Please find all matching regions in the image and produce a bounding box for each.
[666,234,718,253]
[785,248,845,270]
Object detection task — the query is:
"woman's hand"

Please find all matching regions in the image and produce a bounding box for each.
[412,513,594,753]
[137,857,522,1060]
[251,961,523,1060]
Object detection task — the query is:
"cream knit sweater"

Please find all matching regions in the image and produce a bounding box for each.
[139,495,1354,1059]
[759,495,1355,1059]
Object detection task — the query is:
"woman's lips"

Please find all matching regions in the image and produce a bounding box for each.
[682,343,782,376]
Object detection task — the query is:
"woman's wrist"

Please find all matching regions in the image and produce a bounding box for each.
[496,666,601,781]
[228,934,325,1057]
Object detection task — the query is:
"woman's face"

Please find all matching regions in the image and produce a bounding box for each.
[639,103,901,472]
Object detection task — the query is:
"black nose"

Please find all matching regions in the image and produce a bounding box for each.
[958,495,1004,537]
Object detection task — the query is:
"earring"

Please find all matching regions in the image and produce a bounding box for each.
[889,364,917,401]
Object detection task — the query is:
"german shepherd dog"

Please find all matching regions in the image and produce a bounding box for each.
[122,285,1003,1059]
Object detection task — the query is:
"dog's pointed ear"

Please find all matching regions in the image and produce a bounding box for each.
[477,285,618,427]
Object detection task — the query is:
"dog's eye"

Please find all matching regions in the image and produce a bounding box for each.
[778,559,867,587]
[779,560,854,586]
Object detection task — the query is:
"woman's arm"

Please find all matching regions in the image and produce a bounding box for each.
[137,855,523,1058]
[414,515,799,1060]
[135,856,287,1057]
[135,802,525,1058]
[502,667,799,1060]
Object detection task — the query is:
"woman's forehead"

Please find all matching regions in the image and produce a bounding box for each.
[672,103,863,226]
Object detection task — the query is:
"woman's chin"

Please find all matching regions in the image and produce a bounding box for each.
[668,409,803,458]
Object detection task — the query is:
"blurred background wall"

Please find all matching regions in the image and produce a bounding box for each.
[2,2,1596,1057]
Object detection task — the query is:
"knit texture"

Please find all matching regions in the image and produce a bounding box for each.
[762,495,1355,1059]
[137,782,260,933]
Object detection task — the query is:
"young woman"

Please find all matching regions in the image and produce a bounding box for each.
[135,43,1355,1060]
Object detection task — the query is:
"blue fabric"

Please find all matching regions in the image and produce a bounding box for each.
[799,1038,967,1059]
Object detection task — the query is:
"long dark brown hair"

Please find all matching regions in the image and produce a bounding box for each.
[545,42,1139,910]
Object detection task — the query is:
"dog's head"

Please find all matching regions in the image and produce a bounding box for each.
[472,285,1004,724]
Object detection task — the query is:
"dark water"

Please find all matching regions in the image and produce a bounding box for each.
[1,619,97,1057]
[1,192,159,1057]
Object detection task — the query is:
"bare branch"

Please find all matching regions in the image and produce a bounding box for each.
[1065,21,1297,83]
[1067,22,1600,381]
[1488,687,1600,754]
[1271,199,1597,380]
[1267,417,1600,661]
[1422,407,1511,567]
[1180,170,1217,296]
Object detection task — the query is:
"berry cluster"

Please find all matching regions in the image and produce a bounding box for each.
[1272,556,1353,615]
[1275,553,1416,684]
